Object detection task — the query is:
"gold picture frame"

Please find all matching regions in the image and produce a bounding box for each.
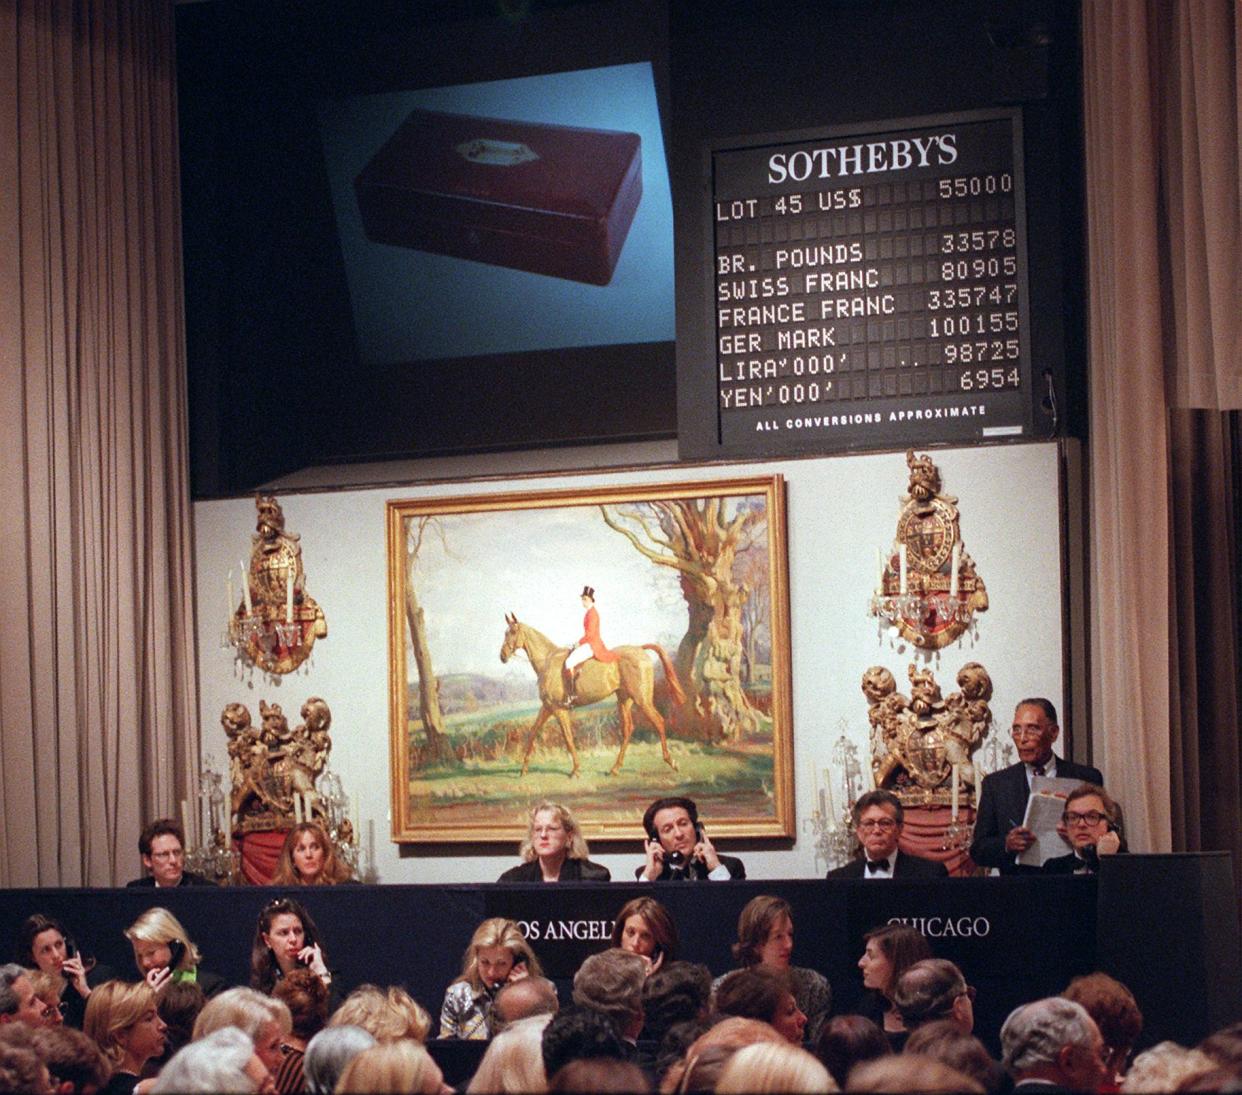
[386,475,792,844]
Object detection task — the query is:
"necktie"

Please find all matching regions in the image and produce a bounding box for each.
[1033,765,1046,777]
[865,859,890,875]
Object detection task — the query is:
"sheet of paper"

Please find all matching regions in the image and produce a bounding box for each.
[1015,776,1082,867]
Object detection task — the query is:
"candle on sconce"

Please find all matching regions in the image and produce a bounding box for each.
[898,544,908,595]
[180,799,192,846]
[240,562,252,614]
[824,771,836,829]
[950,765,960,820]
[875,547,884,595]
[285,566,294,624]
[293,794,303,825]
[226,572,234,622]
[304,791,315,822]
[949,543,961,598]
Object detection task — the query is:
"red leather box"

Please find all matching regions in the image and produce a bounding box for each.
[354,109,643,285]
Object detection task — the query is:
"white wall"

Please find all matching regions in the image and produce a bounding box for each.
[193,441,1063,883]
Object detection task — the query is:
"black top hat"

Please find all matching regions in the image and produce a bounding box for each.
[581,586,595,600]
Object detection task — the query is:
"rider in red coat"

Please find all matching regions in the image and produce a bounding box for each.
[564,586,619,703]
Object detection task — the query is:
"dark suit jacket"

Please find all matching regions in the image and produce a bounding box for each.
[634,853,746,880]
[826,850,949,880]
[497,858,611,882]
[969,757,1103,873]
[124,870,217,888]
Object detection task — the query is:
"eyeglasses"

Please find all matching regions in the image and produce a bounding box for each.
[1063,810,1108,826]
[149,849,184,860]
[1010,727,1048,741]
[41,1002,67,1018]
[857,819,898,831]
[958,985,977,1002]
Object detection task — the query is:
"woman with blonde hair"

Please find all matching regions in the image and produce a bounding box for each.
[271,822,355,886]
[498,801,610,882]
[715,1041,836,1094]
[467,1014,552,1094]
[192,985,290,1080]
[124,907,225,999]
[438,919,541,1040]
[329,984,431,1043]
[336,1039,449,1094]
[82,981,167,1095]
[659,1016,786,1095]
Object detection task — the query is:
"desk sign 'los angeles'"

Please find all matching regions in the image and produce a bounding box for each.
[679,109,1053,459]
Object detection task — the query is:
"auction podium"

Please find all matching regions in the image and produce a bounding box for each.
[1097,853,1242,1047]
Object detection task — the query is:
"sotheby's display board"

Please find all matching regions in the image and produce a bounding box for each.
[192,441,1064,884]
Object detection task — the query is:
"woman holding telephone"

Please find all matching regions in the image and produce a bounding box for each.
[438,918,541,1040]
[250,897,334,998]
[637,796,746,881]
[125,907,226,999]
[13,913,108,1028]
[610,897,678,973]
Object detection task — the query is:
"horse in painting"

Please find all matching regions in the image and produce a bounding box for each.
[499,613,685,777]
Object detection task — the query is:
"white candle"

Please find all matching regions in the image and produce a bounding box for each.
[876,547,884,595]
[285,566,294,624]
[949,543,960,598]
[180,799,192,845]
[293,794,303,825]
[304,791,315,822]
[898,544,908,594]
[226,571,234,621]
[951,765,960,820]
[240,562,252,614]
[824,771,835,826]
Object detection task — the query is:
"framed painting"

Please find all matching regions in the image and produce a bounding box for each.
[386,475,792,843]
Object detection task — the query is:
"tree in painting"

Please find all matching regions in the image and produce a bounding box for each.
[404,516,459,767]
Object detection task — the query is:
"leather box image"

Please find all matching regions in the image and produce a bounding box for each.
[354,109,643,285]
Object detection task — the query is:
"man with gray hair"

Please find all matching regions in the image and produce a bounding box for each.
[0,965,44,1028]
[151,1027,272,1093]
[892,958,975,1034]
[572,948,646,1043]
[1000,996,1107,1093]
[492,975,559,1035]
[303,1026,376,1095]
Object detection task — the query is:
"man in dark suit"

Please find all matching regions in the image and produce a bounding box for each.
[124,819,216,888]
[1001,996,1107,1094]
[970,698,1102,874]
[827,790,949,879]
[635,797,745,880]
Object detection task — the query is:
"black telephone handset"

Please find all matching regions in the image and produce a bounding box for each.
[62,937,77,980]
[167,939,186,971]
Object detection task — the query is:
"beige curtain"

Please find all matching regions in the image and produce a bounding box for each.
[1083,0,1240,857]
[0,1,199,885]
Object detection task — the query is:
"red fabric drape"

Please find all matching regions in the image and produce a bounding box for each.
[237,830,288,886]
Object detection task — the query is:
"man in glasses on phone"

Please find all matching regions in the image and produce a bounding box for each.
[636,796,745,880]
[1042,784,1124,874]
[970,698,1103,875]
[827,790,948,879]
[125,819,216,888]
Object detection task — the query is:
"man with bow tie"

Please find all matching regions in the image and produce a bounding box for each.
[827,790,949,879]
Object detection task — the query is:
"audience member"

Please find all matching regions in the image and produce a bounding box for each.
[329,983,429,1043]
[498,801,611,882]
[715,1041,835,1093]
[549,1056,651,1093]
[271,822,356,886]
[853,925,933,1044]
[153,981,204,1062]
[719,895,832,1042]
[1000,995,1107,1094]
[249,899,333,997]
[657,1017,785,1095]
[13,915,103,1029]
[640,961,711,1046]
[125,820,215,888]
[1064,971,1143,1089]
[572,949,647,1047]
[271,968,329,1094]
[492,977,559,1035]
[335,1039,447,1094]
[653,1019,711,1089]
[440,919,541,1040]
[904,1019,1004,1093]
[0,1023,51,1095]
[1044,784,1125,873]
[1200,1023,1242,1073]
[82,982,166,1095]
[28,1024,111,1094]
[611,897,679,972]
[302,1026,375,1095]
[467,1014,552,1094]
[814,1014,890,1089]
[892,959,974,1040]
[149,1026,270,1094]
[828,790,949,879]
[125,907,225,999]
[714,967,807,1045]
[1121,1042,1216,1093]
[637,797,745,880]
[542,1007,628,1084]
[27,971,66,1029]
[846,1053,984,1093]
[192,986,290,1079]
[971,698,1103,873]
[0,964,49,1028]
